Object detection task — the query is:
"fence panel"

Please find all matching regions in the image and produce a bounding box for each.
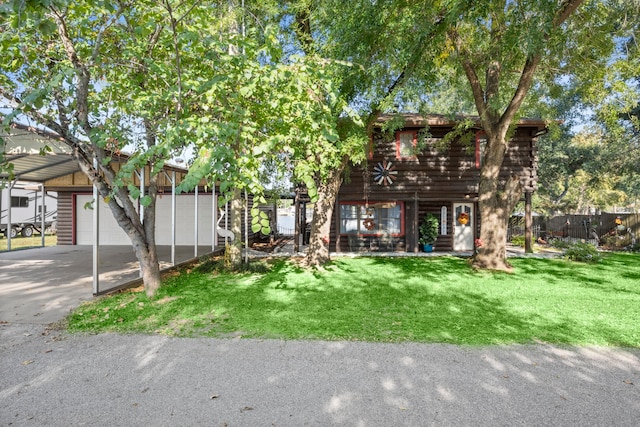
[508,212,639,246]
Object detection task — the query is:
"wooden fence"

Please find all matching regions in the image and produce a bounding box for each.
[509,212,639,246]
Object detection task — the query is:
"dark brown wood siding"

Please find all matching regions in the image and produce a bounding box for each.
[333,123,540,252]
[340,127,537,201]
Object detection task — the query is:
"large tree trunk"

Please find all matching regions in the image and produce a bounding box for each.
[93,166,162,297]
[472,133,523,271]
[138,158,161,297]
[228,188,243,267]
[304,159,347,266]
[131,236,161,297]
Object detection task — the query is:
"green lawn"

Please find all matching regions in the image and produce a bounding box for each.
[0,235,57,252]
[66,252,640,347]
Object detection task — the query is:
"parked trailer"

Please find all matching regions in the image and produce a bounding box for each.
[0,185,57,238]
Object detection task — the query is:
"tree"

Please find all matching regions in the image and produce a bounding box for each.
[173,3,354,267]
[286,0,452,266]
[537,128,631,214]
[303,0,639,270]
[535,1,640,215]
[434,0,587,269]
[0,0,231,296]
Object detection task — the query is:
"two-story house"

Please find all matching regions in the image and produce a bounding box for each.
[331,113,547,253]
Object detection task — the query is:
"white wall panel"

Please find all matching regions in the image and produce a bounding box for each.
[75,193,214,246]
[75,194,129,245]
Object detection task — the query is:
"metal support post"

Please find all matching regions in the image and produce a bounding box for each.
[194,185,199,258]
[92,162,100,295]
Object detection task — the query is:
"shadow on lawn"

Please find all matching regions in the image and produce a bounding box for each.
[126,254,638,346]
[512,254,640,296]
[245,256,632,345]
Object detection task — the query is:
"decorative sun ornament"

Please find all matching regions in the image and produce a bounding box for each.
[372,160,398,186]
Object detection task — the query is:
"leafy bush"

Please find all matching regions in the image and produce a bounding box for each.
[550,238,571,249]
[600,233,633,249]
[564,242,601,263]
[195,255,270,274]
[510,236,525,247]
[419,213,439,245]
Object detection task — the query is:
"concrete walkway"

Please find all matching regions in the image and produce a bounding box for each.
[0,245,216,325]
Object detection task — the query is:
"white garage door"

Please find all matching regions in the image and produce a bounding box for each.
[75,193,215,246]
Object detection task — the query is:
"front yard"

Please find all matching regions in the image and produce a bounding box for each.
[67,252,640,347]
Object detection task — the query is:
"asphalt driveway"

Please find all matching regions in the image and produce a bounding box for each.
[2,322,640,426]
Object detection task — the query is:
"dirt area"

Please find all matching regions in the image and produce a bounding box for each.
[250,236,294,253]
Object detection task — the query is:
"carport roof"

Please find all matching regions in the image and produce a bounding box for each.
[1,122,81,183]
[2,121,190,184]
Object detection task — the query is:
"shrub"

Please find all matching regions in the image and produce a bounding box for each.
[195,255,270,274]
[419,213,439,245]
[564,242,601,263]
[600,233,633,250]
[510,235,525,247]
[550,238,571,249]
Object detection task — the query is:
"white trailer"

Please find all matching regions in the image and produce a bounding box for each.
[0,183,57,238]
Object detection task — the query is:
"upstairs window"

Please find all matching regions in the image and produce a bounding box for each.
[396,131,417,159]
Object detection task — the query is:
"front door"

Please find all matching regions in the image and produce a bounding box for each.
[453,203,474,251]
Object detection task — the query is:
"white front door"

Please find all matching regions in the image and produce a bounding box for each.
[453,203,474,251]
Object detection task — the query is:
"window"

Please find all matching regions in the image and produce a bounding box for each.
[11,196,29,208]
[339,202,404,236]
[396,131,417,159]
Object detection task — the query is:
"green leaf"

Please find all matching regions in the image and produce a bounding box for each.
[127,185,141,200]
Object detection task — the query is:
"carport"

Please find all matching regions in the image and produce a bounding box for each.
[1,122,222,297]
[0,244,216,324]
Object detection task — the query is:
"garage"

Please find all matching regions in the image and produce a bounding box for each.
[74,193,217,246]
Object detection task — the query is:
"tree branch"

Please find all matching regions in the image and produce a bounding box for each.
[163,0,183,116]
[460,54,489,121]
[498,0,583,131]
[365,11,450,130]
[49,6,91,132]
[553,0,585,28]
[500,55,541,129]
